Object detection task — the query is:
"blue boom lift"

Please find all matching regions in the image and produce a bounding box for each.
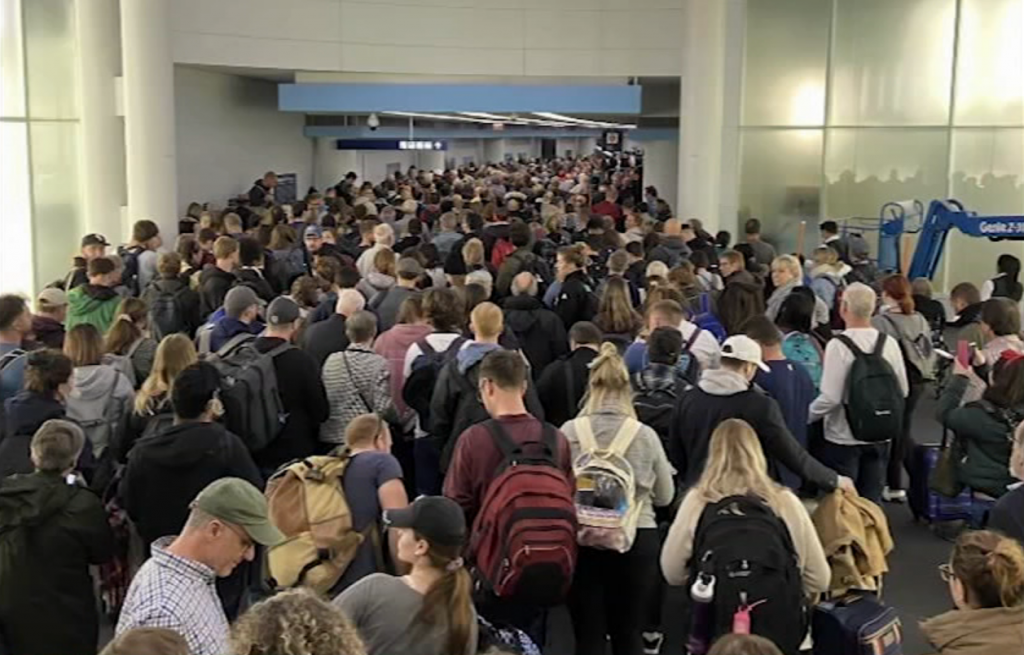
[879,199,1024,280]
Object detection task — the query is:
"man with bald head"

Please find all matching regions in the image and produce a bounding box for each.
[654,218,691,267]
[502,271,568,377]
[301,288,366,368]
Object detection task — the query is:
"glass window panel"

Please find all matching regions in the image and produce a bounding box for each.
[954,0,1024,126]
[830,0,955,126]
[738,129,823,255]
[742,0,830,127]
[945,128,1024,290]
[1,0,26,118]
[0,122,34,296]
[22,0,77,119]
[30,122,82,291]
[824,128,950,222]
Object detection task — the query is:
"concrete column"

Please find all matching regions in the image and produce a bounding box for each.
[581,137,598,155]
[677,0,744,232]
[121,0,178,239]
[641,139,679,214]
[76,0,124,242]
[313,137,358,190]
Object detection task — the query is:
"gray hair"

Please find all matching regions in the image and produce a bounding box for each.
[842,282,877,319]
[511,272,538,297]
[30,419,85,472]
[345,310,378,344]
[373,223,395,247]
[336,289,366,316]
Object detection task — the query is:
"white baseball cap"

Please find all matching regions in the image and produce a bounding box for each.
[720,335,770,372]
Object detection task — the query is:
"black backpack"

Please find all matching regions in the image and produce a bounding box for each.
[148,285,190,340]
[688,495,807,655]
[402,337,467,425]
[118,245,145,296]
[834,334,904,443]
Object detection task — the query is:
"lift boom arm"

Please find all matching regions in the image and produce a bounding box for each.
[909,199,1024,280]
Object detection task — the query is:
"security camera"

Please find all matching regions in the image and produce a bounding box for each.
[367,113,380,131]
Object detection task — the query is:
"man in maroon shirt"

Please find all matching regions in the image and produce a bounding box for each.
[443,349,574,527]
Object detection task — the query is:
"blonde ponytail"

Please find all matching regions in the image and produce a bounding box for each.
[579,342,636,418]
[989,538,1024,608]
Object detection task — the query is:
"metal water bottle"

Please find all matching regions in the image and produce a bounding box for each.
[686,573,716,655]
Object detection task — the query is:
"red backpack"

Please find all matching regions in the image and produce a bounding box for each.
[469,420,578,607]
[490,238,517,269]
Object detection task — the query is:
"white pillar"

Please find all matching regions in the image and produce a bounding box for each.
[641,139,679,214]
[313,137,358,190]
[76,0,124,242]
[677,0,744,233]
[581,137,598,155]
[416,150,445,172]
[121,0,177,240]
[484,139,505,164]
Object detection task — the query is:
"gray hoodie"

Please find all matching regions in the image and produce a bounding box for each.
[65,364,134,457]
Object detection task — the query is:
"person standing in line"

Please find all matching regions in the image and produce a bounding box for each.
[198,237,240,320]
[65,257,123,333]
[981,254,1023,302]
[809,283,908,502]
[561,343,674,655]
[0,295,34,409]
[921,530,1024,655]
[31,288,69,349]
[743,218,777,270]
[116,478,285,655]
[0,420,114,655]
[321,311,393,447]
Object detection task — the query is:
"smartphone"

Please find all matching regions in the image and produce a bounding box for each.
[957,340,971,368]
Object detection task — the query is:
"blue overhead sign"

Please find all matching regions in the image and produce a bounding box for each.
[336,139,448,151]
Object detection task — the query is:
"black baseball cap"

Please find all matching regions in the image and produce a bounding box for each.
[383,496,466,547]
[81,233,110,247]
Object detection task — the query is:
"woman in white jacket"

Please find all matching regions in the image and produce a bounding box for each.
[661,418,830,595]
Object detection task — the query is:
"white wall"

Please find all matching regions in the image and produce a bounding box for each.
[174,66,314,212]
[449,139,484,167]
[169,0,684,77]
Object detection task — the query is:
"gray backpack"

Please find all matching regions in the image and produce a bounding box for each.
[208,335,292,453]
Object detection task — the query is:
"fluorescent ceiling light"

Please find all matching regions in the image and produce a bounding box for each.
[459,112,570,127]
[382,111,495,124]
[532,112,636,129]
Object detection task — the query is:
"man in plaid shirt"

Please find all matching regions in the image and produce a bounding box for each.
[115,478,284,655]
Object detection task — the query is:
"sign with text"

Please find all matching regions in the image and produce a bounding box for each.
[336,139,448,151]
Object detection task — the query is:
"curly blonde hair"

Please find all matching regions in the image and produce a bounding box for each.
[230,589,366,655]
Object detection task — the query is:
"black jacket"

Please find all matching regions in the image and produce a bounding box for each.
[252,337,329,471]
[141,277,202,337]
[503,295,569,378]
[301,313,350,369]
[430,348,545,472]
[553,270,597,331]
[119,421,261,547]
[990,485,1024,548]
[717,270,765,336]
[0,471,113,655]
[536,347,598,429]
[632,364,686,448]
[670,384,838,492]
[236,268,276,303]
[198,266,238,319]
[248,179,272,207]
[29,315,65,349]
[0,392,68,480]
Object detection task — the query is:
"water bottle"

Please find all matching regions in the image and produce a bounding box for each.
[686,573,716,655]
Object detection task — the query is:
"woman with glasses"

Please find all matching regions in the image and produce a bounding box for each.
[923,530,1024,654]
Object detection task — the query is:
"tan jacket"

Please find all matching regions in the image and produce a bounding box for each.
[811,491,893,596]
[921,606,1024,655]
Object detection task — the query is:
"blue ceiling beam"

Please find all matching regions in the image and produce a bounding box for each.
[279,83,642,114]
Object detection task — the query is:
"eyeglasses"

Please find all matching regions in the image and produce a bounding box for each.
[222,521,254,552]
[938,563,955,583]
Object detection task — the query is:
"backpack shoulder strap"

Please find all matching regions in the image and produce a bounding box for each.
[415,338,436,357]
[872,332,888,356]
[574,416,597,454]
[216,332,255,358]
[484,419,523,462]
[607,417,642,458]
[683,326,701,351]
[833,334,864,360]
[0,349,27,371]
[125,338,144,359]
[266,341,295,359]
[443,336,467,357]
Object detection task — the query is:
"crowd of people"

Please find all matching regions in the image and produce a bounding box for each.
[1,155,1023,655]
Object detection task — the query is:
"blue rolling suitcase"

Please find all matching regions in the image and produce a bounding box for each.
[812,593,902,655]
[908,442,972,523]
